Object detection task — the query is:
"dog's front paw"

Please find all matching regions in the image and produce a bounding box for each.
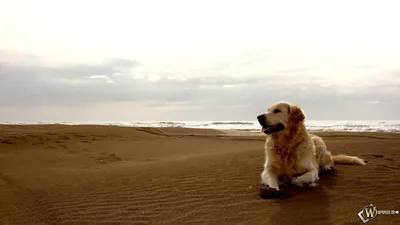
[261,171,280,191]
[291,177,304,187]
[261,180,280,191]
[292,177,319,188]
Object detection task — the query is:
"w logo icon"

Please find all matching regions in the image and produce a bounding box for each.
[358,204,378,223]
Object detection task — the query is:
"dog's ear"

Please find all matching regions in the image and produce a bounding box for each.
[289,105,305,124]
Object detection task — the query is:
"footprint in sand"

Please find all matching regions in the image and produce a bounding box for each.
[371,154,384,158]
[1,139,14,144]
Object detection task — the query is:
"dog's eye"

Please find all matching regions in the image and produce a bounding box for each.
[273,109,281,113]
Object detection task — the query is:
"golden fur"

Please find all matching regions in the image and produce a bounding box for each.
[258,101,366,190]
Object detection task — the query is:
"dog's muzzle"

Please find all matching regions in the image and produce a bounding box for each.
[257,114,267,126]
[257,114,284,134]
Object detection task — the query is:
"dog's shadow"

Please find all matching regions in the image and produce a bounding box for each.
[264,168,339,225]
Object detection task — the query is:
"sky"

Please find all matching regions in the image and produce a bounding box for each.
[1,0,400,121]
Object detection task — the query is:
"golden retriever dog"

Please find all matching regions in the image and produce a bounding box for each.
[257,101,365,191]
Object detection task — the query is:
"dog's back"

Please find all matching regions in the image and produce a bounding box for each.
[310,134,334,169]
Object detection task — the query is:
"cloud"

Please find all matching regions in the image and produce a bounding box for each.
[275,68,313,74]
[86,75,115,84]
[0,51,400,120]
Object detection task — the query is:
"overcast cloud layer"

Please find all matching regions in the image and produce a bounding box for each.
[1,51,399,121]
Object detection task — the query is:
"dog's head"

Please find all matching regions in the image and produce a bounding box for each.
[257,101,305,135]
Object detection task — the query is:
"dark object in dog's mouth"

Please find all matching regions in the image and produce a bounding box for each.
[259,187,291,199]
[261,123,284,134]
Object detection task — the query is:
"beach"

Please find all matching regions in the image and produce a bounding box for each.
[1,125,399,224]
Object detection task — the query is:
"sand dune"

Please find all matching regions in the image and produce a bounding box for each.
[1,125,399,224]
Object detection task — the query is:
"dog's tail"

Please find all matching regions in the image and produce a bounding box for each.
[331,154,366,165]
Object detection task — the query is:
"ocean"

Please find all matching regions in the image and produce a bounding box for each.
[2,120,400,133]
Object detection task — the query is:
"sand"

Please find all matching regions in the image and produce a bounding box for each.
[0,125,399,225]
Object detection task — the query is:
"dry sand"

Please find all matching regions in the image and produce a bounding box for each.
[0,125,399,225]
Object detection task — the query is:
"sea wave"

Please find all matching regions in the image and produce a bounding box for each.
[1,120,400,133]
[210,121,254,125]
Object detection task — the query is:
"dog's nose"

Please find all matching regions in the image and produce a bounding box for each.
[257,114,266,121]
